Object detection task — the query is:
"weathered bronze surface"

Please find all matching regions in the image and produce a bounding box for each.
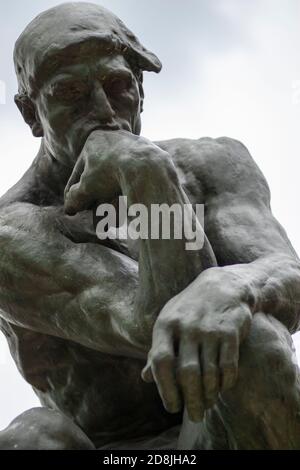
[0,3,300,449]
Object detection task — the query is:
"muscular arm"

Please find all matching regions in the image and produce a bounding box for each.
[143,136,300,421]
[0,133,216,360]
[203,137,300,333]
[0,201,145,358]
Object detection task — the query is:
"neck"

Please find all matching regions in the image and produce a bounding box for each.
[35,139,73,201]
[0,140,69,209]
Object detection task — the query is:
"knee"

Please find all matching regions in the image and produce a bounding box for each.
[0,408,95,450]
[238,313,298,393]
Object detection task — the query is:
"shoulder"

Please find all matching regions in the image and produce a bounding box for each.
[156,136,271,203]
[156,136,260,174]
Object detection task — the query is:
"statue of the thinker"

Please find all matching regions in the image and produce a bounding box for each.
[0,2,300,450]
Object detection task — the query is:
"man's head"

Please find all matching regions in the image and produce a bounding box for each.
[14,2,161,167]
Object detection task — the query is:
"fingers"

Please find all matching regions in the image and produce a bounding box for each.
[64,154,95,215]
[64,178,94,215]
[64,156,85,198]
[177,337,204,422]
[177,328,240,419]
[142,328,182,414]
[201,340,219,408]
[219,332,239,392]
[141,310,244,422]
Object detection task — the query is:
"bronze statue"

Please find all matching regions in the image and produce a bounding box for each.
[0,2,300,449]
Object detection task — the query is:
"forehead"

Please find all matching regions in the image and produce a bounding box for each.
[33,40,133,91]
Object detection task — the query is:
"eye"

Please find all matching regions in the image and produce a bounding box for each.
[52,80,89,103]
[105,74,132,96]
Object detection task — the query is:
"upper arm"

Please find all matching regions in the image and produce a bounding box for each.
[198,137,298,265]
[0,202,141,356]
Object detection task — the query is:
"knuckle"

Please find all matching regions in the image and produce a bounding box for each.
[151,350,173,367]
[179,320,203,339]
[156,315,179,331]
[178,362,200,379]
[202,329,217,341]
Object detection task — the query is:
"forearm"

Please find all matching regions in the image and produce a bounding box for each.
[117,144,217,334]
[64,130,217,342]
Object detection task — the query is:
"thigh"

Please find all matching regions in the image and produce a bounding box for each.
[0,407,95,450]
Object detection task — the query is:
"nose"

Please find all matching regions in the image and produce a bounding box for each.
[91,82,116,124]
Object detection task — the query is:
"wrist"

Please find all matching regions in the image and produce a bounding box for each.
[197,266,258,313]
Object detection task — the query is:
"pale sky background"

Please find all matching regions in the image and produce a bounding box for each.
[0,0,300,430]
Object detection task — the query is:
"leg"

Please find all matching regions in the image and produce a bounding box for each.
[0,407,95,450]
[179,313,300,449]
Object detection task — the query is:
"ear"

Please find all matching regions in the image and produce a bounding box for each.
[14,94,44,137]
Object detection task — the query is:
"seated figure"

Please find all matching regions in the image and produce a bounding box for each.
[0,2,300,450]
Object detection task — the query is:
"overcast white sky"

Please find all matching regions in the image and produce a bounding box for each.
[0,0,300,430]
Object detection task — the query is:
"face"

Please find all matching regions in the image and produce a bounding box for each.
[32,46,142,167]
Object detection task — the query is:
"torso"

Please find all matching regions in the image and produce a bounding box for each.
[0,136,219,445]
